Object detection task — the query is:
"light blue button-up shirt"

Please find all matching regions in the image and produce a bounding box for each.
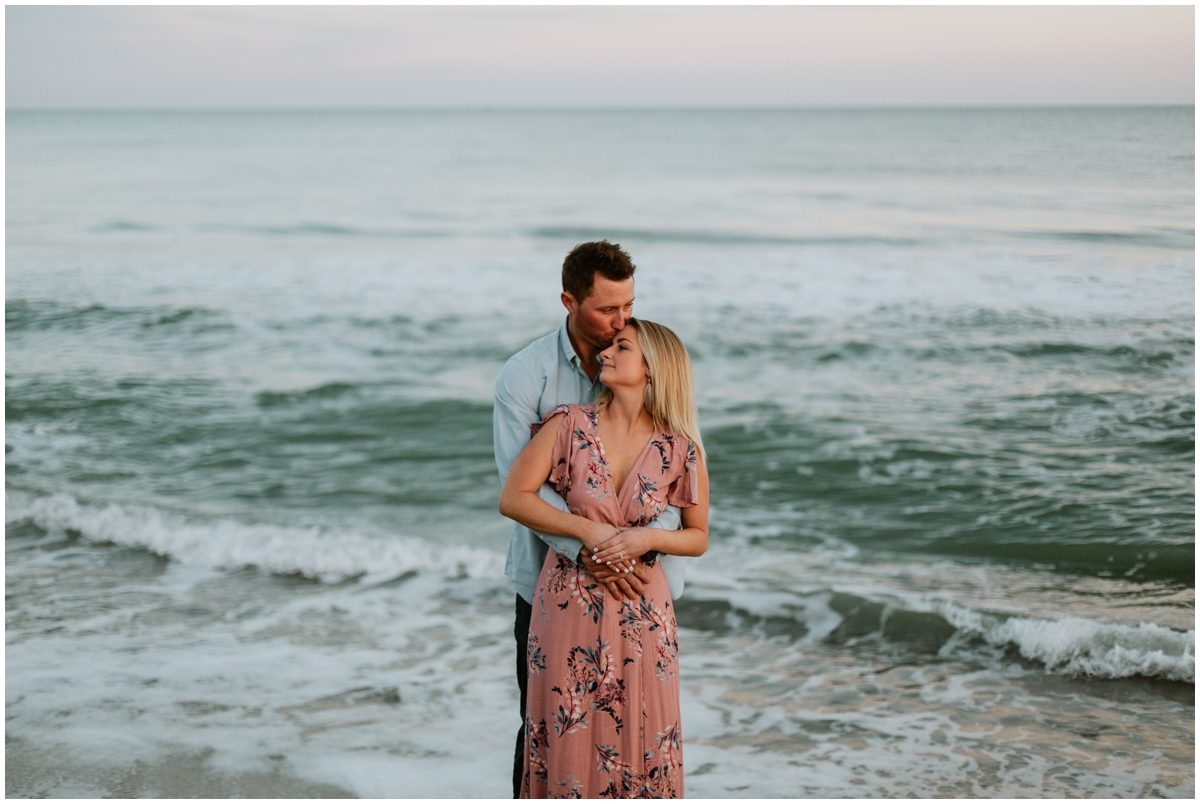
[494,317,684,603]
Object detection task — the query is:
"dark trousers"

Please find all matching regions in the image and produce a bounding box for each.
[513,594,532,798]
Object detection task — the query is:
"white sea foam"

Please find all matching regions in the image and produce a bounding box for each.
[679,572,1194,683]
[940,603,1194,683]
[5,490,505,583]
[8,490,1192,685]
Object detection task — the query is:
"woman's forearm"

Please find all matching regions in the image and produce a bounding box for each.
[499,490,605,549]
[592,524,708,566]
[648,527,708,558]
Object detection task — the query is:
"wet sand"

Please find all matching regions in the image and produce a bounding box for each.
[5,737,354,798]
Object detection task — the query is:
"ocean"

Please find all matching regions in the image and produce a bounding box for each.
[5,107,1194,797]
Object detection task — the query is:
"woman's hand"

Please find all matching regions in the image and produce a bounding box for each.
[581,522,620,551]
[580,523,636,572]
[592,528,658,569]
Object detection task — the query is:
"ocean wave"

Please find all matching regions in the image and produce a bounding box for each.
[6,299,229,334]
[5,491,505,583]
[93,220,161,232]
[941,603,1194,683]
[255,382,361,408]
[8,489,1193,683]
[677,589,1194,683]
[7,300,129,332]
[1008,227,1194,250]
[200,222,453,239]
[88,220,458,239]
[528,226,923,248]
[685,304,1193,380]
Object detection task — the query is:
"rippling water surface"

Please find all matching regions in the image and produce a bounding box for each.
[6,108,1194,797]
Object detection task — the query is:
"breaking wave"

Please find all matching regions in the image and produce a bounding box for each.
[942,603,1194,683]
[678,588,1194,683]
[5,491,505,583]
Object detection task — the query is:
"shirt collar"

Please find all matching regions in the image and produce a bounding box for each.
[559,316,599,381]
[558,316,579,367]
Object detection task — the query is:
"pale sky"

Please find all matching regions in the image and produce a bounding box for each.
[6,5,1195,109]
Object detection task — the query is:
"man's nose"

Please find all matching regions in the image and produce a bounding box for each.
[613,311,629,330]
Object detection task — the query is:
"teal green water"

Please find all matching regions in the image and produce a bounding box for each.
[6,109,1194,796]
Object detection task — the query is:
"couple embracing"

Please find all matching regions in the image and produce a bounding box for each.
[495,241,710,799]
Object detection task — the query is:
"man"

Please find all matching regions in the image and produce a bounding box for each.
[493,241,682,798]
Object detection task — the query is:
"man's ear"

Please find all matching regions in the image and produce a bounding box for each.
[561,291,576,313]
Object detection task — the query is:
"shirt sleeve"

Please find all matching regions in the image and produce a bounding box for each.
[493,358,541,484]
[666,439,700,507]
[493,360,583,559]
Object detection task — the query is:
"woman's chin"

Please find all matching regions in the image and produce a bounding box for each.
[600,372,634,389]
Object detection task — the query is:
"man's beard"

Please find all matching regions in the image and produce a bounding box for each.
[586,330,617,351]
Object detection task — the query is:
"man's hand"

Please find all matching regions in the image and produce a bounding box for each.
[578,550,650,602]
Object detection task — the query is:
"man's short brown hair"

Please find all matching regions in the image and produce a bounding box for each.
[562,241,636,302]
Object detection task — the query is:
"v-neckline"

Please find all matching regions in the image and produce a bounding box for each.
[588,412,658,501]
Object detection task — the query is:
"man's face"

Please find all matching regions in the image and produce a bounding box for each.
[562,276,635,350]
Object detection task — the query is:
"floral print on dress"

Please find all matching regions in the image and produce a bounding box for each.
[595,721,682,798]
[550,638,628,736]
[524,715,550,790]
[550,775,585,799]
[619,596,679,684]
[527,634,547,675]
[522,404,698,799]
[542,551,605,624]
[631,474,658,508]
[650,435,673,475]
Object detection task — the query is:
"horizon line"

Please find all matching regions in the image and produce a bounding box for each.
[6,102,1194,114]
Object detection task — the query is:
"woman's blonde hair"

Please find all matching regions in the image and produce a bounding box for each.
[596,318,706,463]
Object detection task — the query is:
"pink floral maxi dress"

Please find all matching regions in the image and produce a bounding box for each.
[520,404,699,799]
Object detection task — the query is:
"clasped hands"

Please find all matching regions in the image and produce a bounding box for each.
[576,524,658,603]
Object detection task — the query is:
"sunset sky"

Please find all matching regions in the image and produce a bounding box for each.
[6,5,1195,108]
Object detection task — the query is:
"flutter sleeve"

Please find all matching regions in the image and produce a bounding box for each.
[531,404,574,494]
[666,438,700,507]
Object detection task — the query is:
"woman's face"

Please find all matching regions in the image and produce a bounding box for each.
[598,326,649,390]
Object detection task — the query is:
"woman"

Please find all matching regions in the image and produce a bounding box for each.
[499,318,709,799]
